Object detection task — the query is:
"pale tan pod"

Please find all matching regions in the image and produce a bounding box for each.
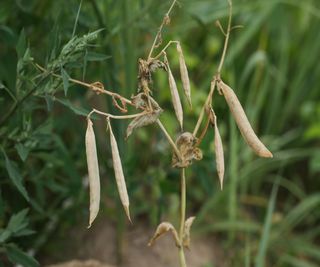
[107,119,131,222]
[213,115,225,190]
[177,43,192,108]
[85,118,101,228]
[148,222,180,247]
[218,81,273,158]
[165,55,183,129]
[183,216,196,249]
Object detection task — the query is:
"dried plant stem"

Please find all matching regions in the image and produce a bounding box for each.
[147,0,178,60]
[179,168,187,267]
[35,63,132,105]
[217,0,232,74]
[89,109,148,120]
[153,40,179,60]
[193,0,233,137]
[156,119,182,161]
[193,79,216,136]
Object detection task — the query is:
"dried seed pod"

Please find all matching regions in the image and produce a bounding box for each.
[213,114,225,190]
[164,55,183,129]
[218,81,273,158]
[126,108,162,139]
[108,120,131,222]
[177,43,192,108]
[183,216,196,249]
[85,118,101,228]
[148,222,180,247]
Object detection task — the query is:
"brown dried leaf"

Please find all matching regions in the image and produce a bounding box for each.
[148,222,180,247]
[108,120,131,222]
[177,43,192,108]
[183,216,196,249]
[219,80,273,158]
[164,55,183,129]
[85,118,101,228]
[126,109,162,139]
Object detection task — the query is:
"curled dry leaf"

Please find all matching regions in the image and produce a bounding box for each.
[148,222,180,247]
[218,80,273,158]
[177,43,192,108]
[108,119,131,222]
[164,54,183,129]
[172,132,203,168]
[183,216,196,249]
[126,109,162,139]
[85,118,100,228]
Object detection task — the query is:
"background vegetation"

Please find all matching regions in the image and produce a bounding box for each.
[0,0,320,266]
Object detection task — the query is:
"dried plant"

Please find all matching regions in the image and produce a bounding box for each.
[35,0,273,266]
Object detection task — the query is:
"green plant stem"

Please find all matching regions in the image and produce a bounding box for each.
[178,167,187,267]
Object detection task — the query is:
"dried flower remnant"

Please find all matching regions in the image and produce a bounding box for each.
[85,118,100,228]
[148,222,180,247]
[177,43,192,108]
[218,80,273,158]
[107,119,131,222]
[172,132,203,168]
[165,54,184,129]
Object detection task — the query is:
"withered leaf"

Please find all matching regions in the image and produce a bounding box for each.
[148,222,180,247]
[126,109,162,139]
[108,119,131,222]
[218,80,273,158]
[85,118,101,228]
[182,216,196,249]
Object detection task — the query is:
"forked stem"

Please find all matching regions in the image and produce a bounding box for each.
[179,168,187,267]
[147,0,178,60]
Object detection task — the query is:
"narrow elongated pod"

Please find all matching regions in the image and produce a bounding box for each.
[213,114,225,190]
[85,118,101,228]
[177,42,192,108]
[107,119,131,222]
[165,54,183,129]
[218,80,273,158]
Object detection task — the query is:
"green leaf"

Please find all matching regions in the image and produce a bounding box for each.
[0,229,11,243]
[16,29,27,59]
[85,51,111,62]
[15,143,30,162]
[2,151,30,202]
[8,209,29,234]
[60,67,70,96]
[5,244,39,267]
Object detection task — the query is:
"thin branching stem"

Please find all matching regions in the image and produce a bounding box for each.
[156,119,182,160]
[193,0,233,138]
[147,0,178,60]
[89,108,148,120]
[179,168,187,267]
[153,40,179,60]
[35,64,133,105]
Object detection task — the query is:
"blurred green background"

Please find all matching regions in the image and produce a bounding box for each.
[0,0,320,266]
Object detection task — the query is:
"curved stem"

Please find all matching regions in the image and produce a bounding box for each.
[217,0,232,74]
[179,168,187,267]
[156,119,182,160]
[91,108,148,120]
[147,0,178,60]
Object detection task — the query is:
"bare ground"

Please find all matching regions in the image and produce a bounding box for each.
[43,217,224,267]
